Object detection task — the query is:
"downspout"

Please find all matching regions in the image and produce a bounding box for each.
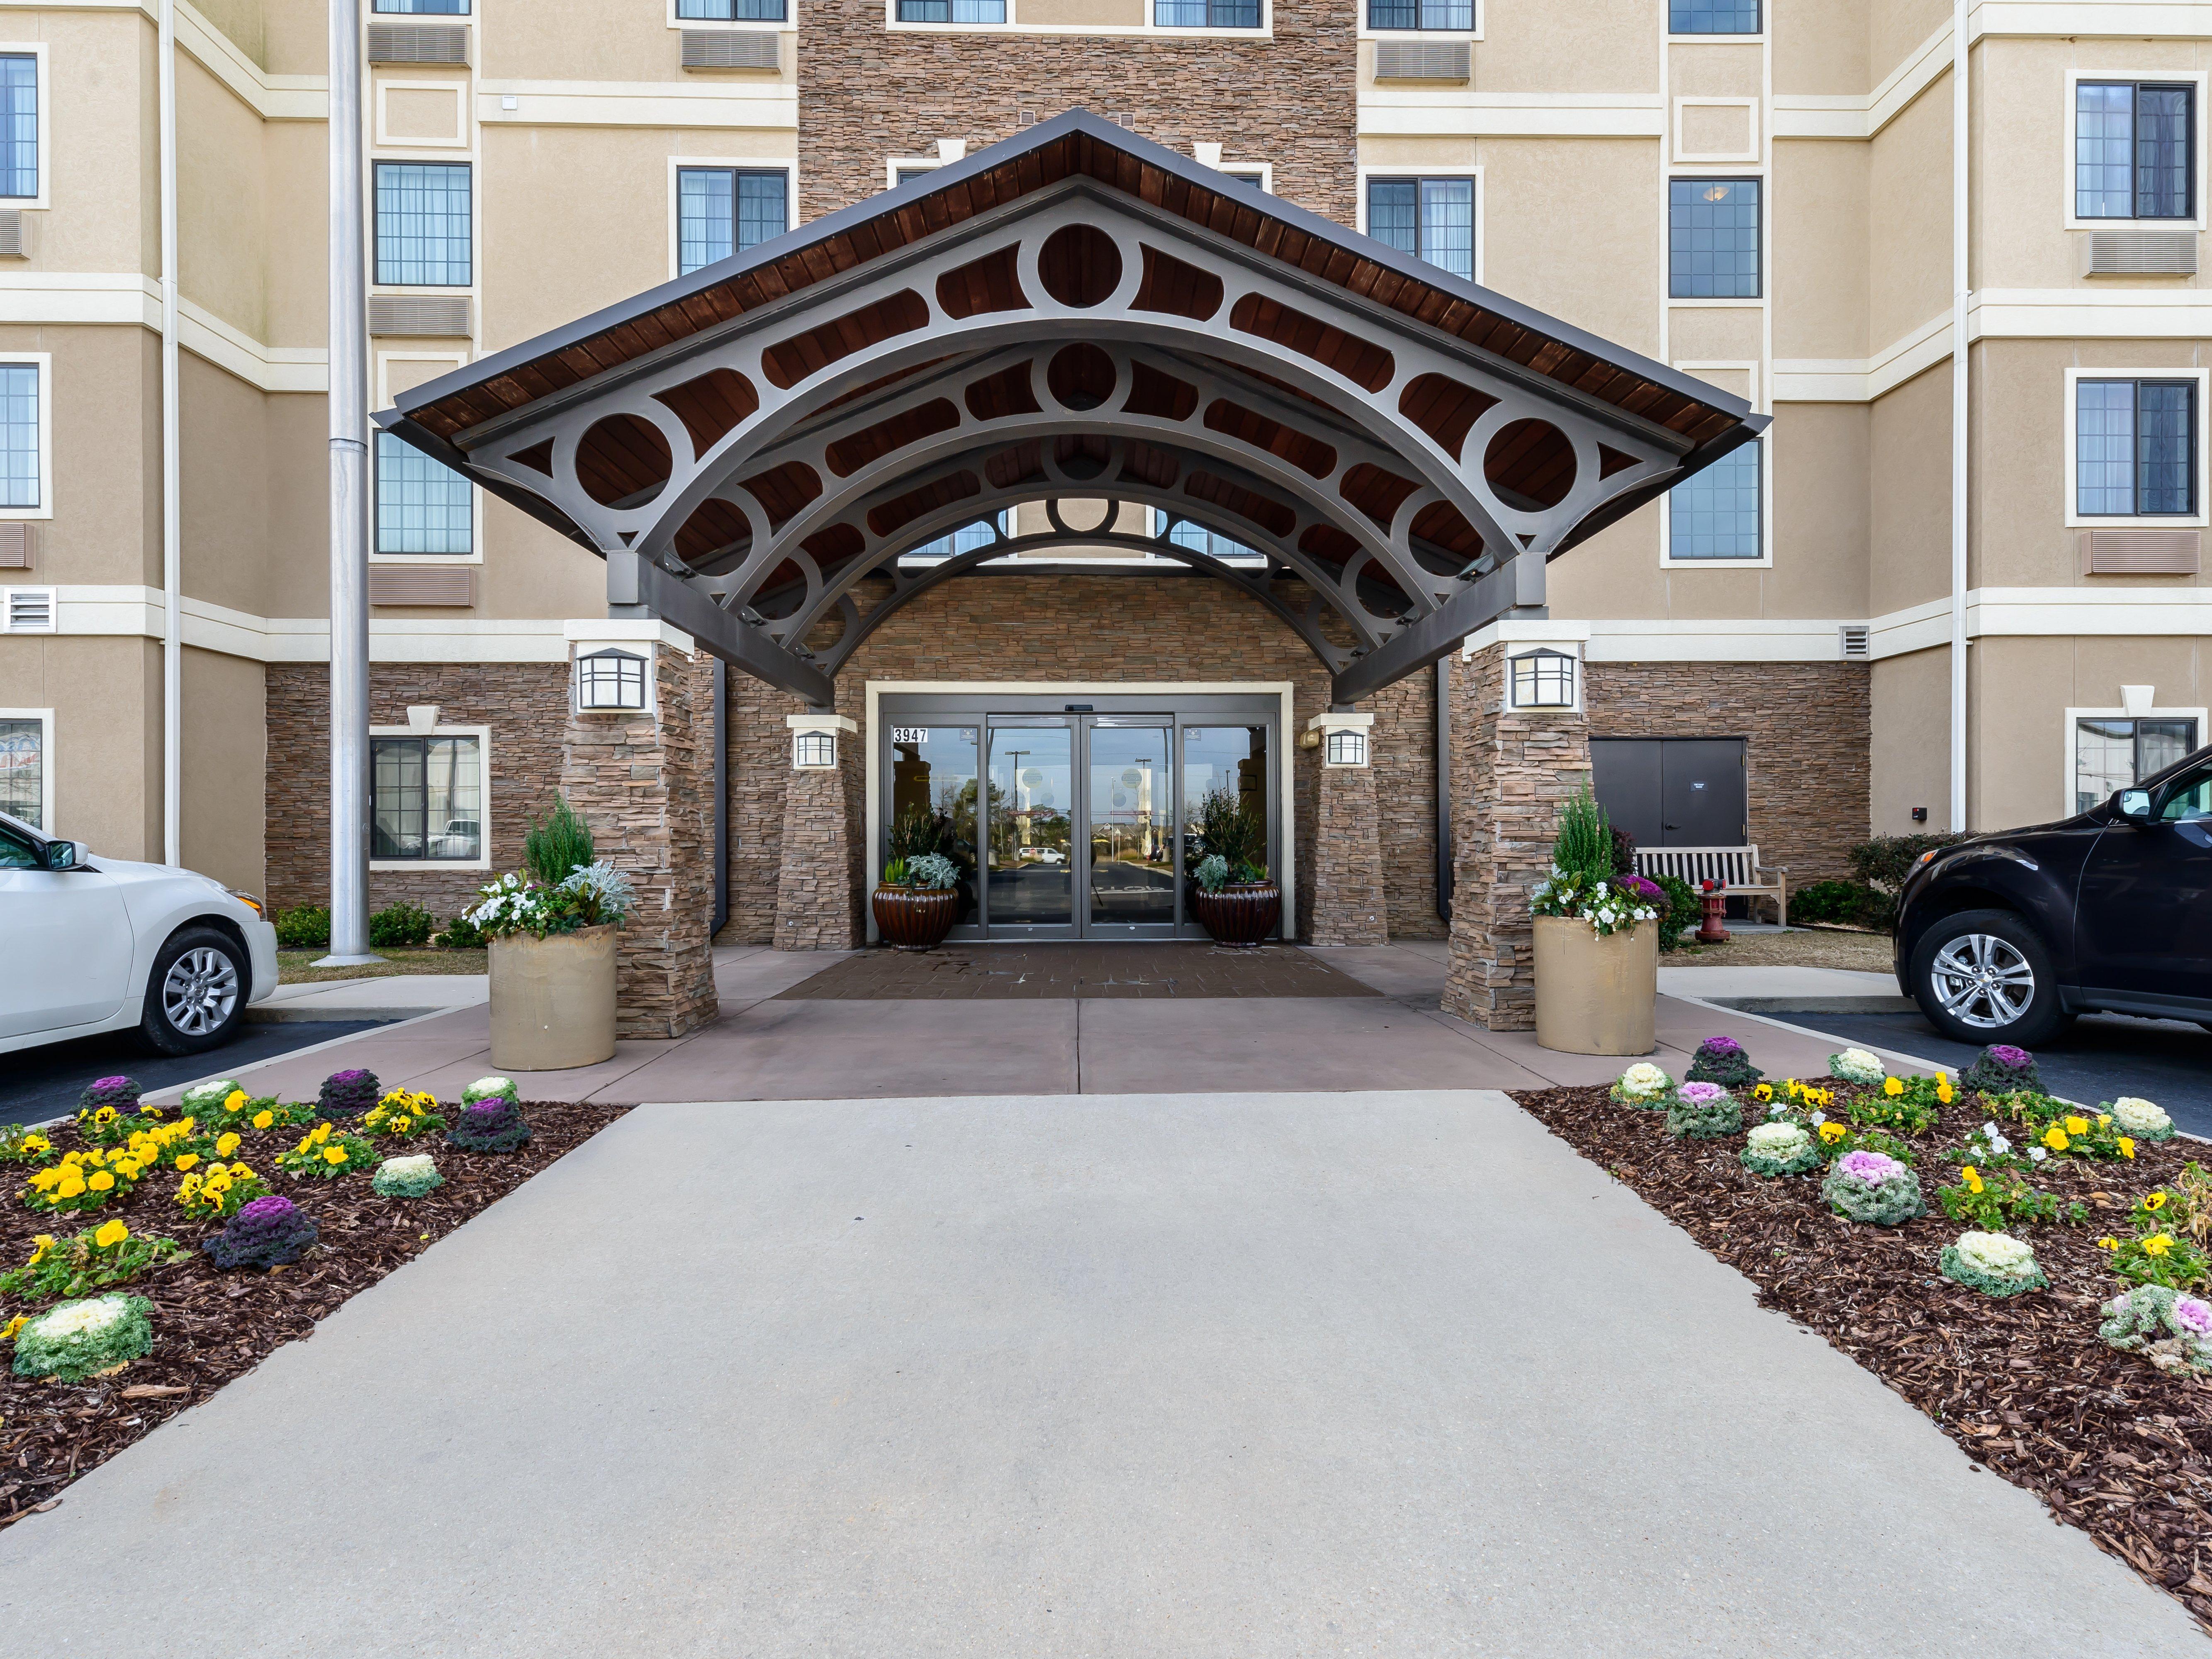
[1948,0,1970,832]
[159,0,180,864]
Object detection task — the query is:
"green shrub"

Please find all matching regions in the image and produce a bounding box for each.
[273,904,331,949]
[1551,784,1613,885]
[1651,873,1701,952]
[1192,786,1266,883]
[1845,833,1972,930]
[437,909,487,949]
[524,795,595,885]
[367,902,434,949]
[1791,878,1883,927]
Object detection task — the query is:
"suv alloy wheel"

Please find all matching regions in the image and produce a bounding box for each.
[1907,907,2070,1048]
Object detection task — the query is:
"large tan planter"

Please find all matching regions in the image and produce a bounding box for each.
[489,924,617,1071]
[1533,914,1658,1057]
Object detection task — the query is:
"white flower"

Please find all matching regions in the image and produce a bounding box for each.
[2027,1146,2047,1163]
[1956,1231,2039,1279]
[1810,1110,1826,1126]
[1767,1102,1789,1119]
[2112,1097,2173,1138]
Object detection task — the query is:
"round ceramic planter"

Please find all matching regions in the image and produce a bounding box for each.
[1533,914,1658,1057]
[488,923,617,1072]
[1192,882,1281,948]
[872,885,961,951]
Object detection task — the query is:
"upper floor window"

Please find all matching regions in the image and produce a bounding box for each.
[373,0,470,11]
[375,161,471,287]
[677,167,788,276]
[1669,440,1762,559]
[1154,511,1263,564]
[1367,0,1472,28]
[2076,82,2194,220]
[1669,177,1759,298]
[905,510,1011,561]
[1155,0,1260,26]
[0,56,34,200]
[1367,176,1474,282]
[2077,378,2197,517]
[0,362,39,510]
[678,0,785,15]
[376,432,472,555]
[1670,0,1757,32]
[897,0,1005,19]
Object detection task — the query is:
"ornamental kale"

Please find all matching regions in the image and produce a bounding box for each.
[371,1154,445,1199]
[462,1076,519,1107]
[1609,1063,1675,1109]
[318,1068,382,1120]
[1666,1081,1743,1141]
[76,1074,164,1146]
[1740,1122,1820,1178]
[447,1097,531,1154]
[2100,1284,2212,1376]
[1822,1149,1927,1226]
[1961,1044,2042,1097]
[1685,1035,1764,1090]
[203,1196,319,1270]
[1827,1048,1887,1087]
[2106,1097,2176,1143]
[78,1075,141,1117]
[1939,1231,2048,1299]
[9,1293,155,1382]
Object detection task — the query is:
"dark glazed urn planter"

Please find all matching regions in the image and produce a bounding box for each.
[1192,882,1281,948]
[872,885,961,951]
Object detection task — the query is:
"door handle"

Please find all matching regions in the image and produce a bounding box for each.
[1664,823,1679,830]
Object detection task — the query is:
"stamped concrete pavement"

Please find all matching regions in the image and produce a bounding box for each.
[0,1090,2197,1657]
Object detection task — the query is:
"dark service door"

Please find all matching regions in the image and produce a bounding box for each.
[1591,737,1745,847]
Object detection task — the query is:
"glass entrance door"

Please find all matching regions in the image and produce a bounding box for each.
[985,723,1075,927]
[1085,720,1174,934]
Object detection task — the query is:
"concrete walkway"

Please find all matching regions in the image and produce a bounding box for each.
[246,973,491,1023]
[147,941,1948,1108]
[0,1091,2194,1656]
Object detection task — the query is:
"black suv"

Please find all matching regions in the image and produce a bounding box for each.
[1894,743,2212,1046]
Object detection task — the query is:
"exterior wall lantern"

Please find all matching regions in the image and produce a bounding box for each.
[1509,647,1579,712]
[575,648,648,713]
[787,712,857,771]
[564,620,695,718]
[1306,710,1374,768]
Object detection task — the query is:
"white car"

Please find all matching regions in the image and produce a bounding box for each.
[0,809,279,1057]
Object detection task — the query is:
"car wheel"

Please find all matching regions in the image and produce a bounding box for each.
[141,925,248,1056]
[1908,908,2071,1048]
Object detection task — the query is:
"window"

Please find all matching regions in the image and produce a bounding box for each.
[1153,510,1263,564]
[2076,82,2194,220]
[0,361,38,510]
[0,55,35,199]
[1367,0,1472,28]
[893,166,937,187]
[1670,0,1758,32]
[1669,178,1760,298]
[896,0,1005,19]
[905,511,1011,561]
[375,431,472,555]
[1155,0,1260,26]
[677,0,784,15]
[1367,177,1474,282]
[1669,440,1762,559]
[676,168,788,276]
[375,161,471,287]
[0,713,44,830]
[2157,756,2212,822]
[374,0,470,10]
[2076,379,2197,517]
[2076,718,2200,813]
[370,733,482,863]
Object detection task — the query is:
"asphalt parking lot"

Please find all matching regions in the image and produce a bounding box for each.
[0,1021,390,1131]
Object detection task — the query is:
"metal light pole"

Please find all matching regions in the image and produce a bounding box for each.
[320,0,380,965]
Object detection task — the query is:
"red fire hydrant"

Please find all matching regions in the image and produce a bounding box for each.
[1697,879,1730,944]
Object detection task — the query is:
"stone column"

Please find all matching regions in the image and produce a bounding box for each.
[773,711,866,950]
[560,628,720,1040]
[1442,638,1593,1030]
[1303,710,1387,946]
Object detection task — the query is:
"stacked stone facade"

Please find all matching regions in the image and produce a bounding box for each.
[773,723,868,950]
[1306,752,1387,946]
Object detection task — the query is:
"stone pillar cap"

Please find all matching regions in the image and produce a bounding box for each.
[787,713,859,735]
[1306,711,1374,732]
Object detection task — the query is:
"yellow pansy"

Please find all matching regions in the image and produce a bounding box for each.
[1961,1167,1985,1194]
[224,1089,247,1114]
[27,1233,54,1265]
[86,1172,114,1192]
[216,1133,239,1155]
[0,1314,24,1343]
[2042,1126,2070,1152]
[93,1219,129,1249]
[1818,1122,1847,1144]
[2144,1234,2175,1258]
[2064,1116,2090,1137]
[2098,1236,2120,1250]
[2146,1191,2169,1211]
[92,1106,116,1124]
[174,1154,199,1172]
[1754,1083,1772,1101]
[322,1146,347,1165]
[311,1124,331,1145]
[229,1162,252,1178]
[1883,1077,1904,1097]
[252,1110,273,1131]
[2120,1137,2136,1160]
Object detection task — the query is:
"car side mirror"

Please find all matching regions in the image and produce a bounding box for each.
[42,839,83,869]
[2116,789,2155,821]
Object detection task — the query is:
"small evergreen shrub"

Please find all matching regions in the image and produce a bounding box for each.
[437,909,488,949]
[1939,1232,2047,1298]
[1822,1149,1926,1226]
[368,901,435,949]
[9,1293,155,1382]
[2100,1284,2212,1376]
[523,795,595,885]
[318,1068,382,1120]
[447,1097,531,1153]
[0,1221,182,1301]
[1666,1081,1743,1141]
[203,1196,318,1270]
[1685,1036,1763,1089]
[1789,879,1883,928]
[272,905,332,949]
[372,1154,445,1199]
[1961,1044,2041,1097]
[1609,1062,1675,1109]
[1741,1122,1820,1178]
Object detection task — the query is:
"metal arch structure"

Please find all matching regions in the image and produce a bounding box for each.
[380,112,1767,709]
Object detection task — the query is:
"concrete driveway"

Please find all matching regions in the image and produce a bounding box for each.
[0,1089,2196,1657]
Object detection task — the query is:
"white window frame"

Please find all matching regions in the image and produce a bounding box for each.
[882,0,1273,39]
[2063,366,2211,529]
[2064,704,2209,812]
[367,722,492,872]
[0,351,51,521]
[667,156,798,281]
[0,704,53,832]
[373,350,480,563]
[1660,360,1771,568]
[0,45,50,211]
[2064,70,2209,233]
[374,80,470,151]
[370,154,479,297]
[665,0,794,28]
[1355,0,1480,41]
[1664,0,1764,39]
[1354,164,1484,285]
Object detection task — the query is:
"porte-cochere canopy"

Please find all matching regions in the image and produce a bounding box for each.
[379,111,1767,707]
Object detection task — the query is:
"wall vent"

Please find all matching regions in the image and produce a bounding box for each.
[2078,527,2202,576]
[0,210,29,260]
[1374,41,1472,82]
[3,585,55,632]
[2080,229,2197,277]
[366,23,468,64]
[0,522,32,568]
[369,565,475,607]
[369,294,472,338]
[1838,624,1870,659]
[681,29,779,70]
[1017,109,1037,127]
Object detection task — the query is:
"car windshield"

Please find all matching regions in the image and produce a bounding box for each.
[2161,759,2212,822]
[0,825,35,867]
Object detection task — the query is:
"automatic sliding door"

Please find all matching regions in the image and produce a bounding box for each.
[1085,721,1174,933]
[985,723,1074,929]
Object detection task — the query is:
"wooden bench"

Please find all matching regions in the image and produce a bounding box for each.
[1632,846,1789,928]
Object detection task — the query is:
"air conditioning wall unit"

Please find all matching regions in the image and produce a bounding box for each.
[0,522,32,568]
[1838,624,1870,659]
[369,566,476,606]
[369,294,472,338]
[2078,527,2202,575]
[0,209,31,260]
[1374,41,1472,83]
[367,23,469,65]
[2079,229,2197,277]
[3,585,56,632]
[681,29,779,70]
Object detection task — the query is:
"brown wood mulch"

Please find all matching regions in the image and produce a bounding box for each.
[1511,1082,2212,1634]
[0,1102,627,1532]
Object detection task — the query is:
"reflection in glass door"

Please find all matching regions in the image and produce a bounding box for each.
[888,722,981,926]
[1086,721,1174,932]
[986,724,1074,926]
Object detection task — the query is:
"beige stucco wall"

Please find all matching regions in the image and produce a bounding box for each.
[5,13,159,280]
[1865,71,1952,352]
[1870,645,1951,833]
[1867,362,1951,615]
[0,636,162,859]
[1772,0,1867,97]
[1870,0,1949,86]
[1474,137,1659,355]
[1468,0,1658,96]
[1773,139,1869,361]
[482,0,774,85]
[180,643,266,893]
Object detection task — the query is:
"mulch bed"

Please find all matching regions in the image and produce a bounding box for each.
[1512,1082,2212,1634]
[0,1101,627,1532]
